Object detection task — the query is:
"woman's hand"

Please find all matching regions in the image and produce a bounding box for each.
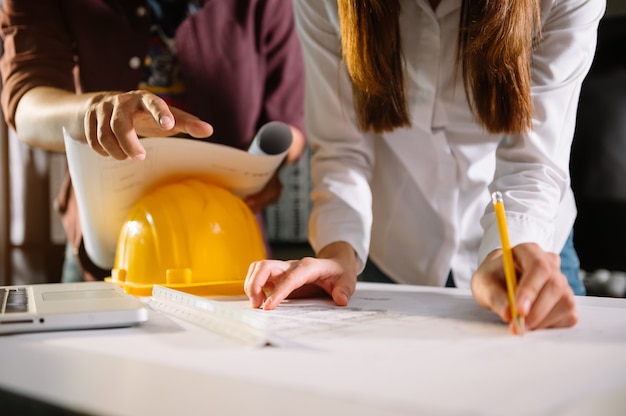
[84,90,213,160]
[471,243,578,334]
[244,241,358,310]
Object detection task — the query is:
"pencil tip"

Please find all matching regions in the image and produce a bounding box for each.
[514,317,525,336]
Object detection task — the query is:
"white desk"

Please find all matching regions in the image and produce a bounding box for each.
[1,282,625,416]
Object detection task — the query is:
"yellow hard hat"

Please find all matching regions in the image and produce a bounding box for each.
[108,178,266,296]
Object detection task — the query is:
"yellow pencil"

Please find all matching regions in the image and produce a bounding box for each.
[491,191,524,335]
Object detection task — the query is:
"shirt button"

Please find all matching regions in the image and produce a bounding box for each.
[136,6,147,17]
[129,56,142,69]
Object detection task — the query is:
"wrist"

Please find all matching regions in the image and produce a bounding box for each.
[317,241,359,275]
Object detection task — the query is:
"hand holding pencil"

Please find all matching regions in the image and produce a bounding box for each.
[470,192,579,334]
[491,191,525,335]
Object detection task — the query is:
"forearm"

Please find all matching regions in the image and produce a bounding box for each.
[14,86,101,152]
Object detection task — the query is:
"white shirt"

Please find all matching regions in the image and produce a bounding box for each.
[294,0,606,288]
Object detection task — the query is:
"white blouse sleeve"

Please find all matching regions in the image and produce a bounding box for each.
[293,0,375,271]
[479,0,606,262]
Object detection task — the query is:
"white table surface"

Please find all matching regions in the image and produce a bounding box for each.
[1,282,625,416]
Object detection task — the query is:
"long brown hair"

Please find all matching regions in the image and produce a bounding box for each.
[338,0,541,134]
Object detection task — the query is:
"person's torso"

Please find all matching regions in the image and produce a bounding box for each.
[64,0,271,148]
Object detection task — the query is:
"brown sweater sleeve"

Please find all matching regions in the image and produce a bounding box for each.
[0,0,76,128]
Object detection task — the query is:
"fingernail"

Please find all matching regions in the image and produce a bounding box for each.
[132,153,146,161]
[518,297,531,315]
[160,116,173,129]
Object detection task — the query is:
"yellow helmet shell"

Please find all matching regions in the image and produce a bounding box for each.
[108,178,266,296]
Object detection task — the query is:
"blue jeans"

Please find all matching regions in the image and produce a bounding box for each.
[359,230,586,295]
[61,242,84,283]
[560,230,586,295]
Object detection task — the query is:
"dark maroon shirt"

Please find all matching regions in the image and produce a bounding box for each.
[1,0,305,146]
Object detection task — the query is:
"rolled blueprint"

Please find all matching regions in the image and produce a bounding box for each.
[248,121,293,157]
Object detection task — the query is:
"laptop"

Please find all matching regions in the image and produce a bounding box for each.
[0,281,148,335]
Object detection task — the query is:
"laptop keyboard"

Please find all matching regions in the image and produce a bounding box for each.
[1,287,29,314]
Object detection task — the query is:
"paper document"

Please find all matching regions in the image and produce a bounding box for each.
[149,283,626,352]
[64,125,291,269]
[150,284,505,348]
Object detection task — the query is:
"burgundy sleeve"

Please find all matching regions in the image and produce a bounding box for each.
[258,0,306,139]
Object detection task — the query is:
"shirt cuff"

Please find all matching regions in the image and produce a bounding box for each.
[478,212,555,266]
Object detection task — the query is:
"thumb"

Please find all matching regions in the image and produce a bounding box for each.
[330,275,355,307]
[472,268,510,322]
